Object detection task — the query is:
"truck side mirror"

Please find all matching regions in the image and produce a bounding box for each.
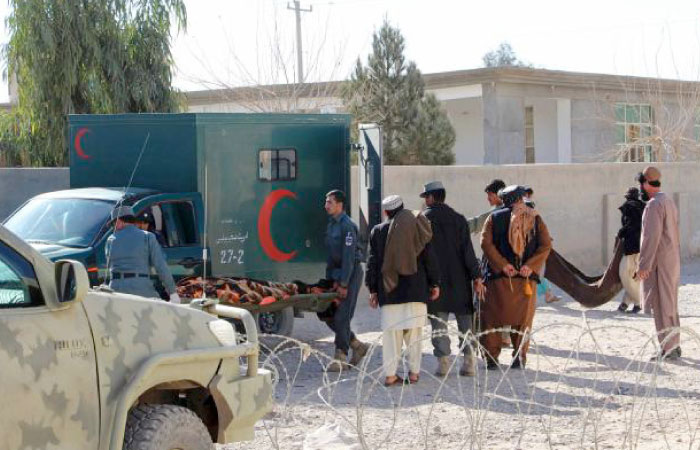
[55,260,89,304]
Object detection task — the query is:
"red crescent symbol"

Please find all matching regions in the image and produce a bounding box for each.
[74,128,91,160]
[258,189,298,262]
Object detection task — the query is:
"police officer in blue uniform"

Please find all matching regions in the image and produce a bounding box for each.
[324,190,368,371]
[106,206,181,303]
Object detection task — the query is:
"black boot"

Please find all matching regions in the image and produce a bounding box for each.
[666,347,682,359]
[650,347,682,361]
[628,305,641,314]
[617,303,628,312]
[485,355,500,370]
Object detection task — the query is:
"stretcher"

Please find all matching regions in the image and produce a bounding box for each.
[545,241,624,307]
[177,276,338,314]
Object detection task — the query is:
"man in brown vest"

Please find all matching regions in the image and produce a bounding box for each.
[479,186,552,369]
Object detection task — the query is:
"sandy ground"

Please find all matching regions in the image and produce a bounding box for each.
[221,259,700,450]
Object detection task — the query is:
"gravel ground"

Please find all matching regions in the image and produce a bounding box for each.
[221,259,700,449]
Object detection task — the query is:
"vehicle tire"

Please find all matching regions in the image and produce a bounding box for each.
[255,306,294,336]
[123,404,213,450]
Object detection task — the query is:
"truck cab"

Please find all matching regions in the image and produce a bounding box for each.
[4,187,205,287]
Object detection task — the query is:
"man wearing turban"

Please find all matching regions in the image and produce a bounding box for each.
[479,185,552,369]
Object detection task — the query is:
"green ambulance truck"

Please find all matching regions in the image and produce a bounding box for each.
[4,113,358,336]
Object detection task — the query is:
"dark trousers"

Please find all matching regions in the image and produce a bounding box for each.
[430,311,474,357]
[324,262,363,353]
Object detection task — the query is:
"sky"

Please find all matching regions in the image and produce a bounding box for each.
[1,0,700,101]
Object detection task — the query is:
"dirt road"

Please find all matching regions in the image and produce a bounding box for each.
[223,259,700,449]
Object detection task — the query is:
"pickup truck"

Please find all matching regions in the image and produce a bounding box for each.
[0,223,272,449]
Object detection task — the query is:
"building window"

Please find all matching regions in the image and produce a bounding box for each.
[524,106,535,163]
[258,148,297,181]
[615,104,655,162]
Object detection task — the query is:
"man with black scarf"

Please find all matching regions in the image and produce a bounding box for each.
[616,187,645,313]
[421,181,485,377]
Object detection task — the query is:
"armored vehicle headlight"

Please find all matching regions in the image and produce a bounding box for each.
[208,319,237,346]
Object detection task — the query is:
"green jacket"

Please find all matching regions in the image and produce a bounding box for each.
[467,207,497,235]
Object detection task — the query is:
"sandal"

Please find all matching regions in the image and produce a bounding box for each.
[545,294,562,303]
[384,376,406,387]
[408,373,420,384]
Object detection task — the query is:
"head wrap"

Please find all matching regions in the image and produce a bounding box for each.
[381,194,403,211]
[498,185,526,207]
[624,187,640,201]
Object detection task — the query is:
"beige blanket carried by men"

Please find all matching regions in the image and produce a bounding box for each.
[381,209,433,293]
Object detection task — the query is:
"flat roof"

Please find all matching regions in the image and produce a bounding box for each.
[185,66,700,105]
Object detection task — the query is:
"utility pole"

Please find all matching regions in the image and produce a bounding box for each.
[287,1,312,84]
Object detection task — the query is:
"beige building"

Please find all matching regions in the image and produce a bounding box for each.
[186,67,700,165]
[5,67,697,164]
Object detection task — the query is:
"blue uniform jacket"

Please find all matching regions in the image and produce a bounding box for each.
[106,225,177,298]
[325,212,362,287]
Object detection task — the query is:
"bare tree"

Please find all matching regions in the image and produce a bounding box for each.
[182,2,348,113]
[583,75,700,163]
[574,42,700,164]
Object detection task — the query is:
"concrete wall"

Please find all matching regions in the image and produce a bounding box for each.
[526,98,558,163]
[442,97,484,165]
[352,162,700,273]
[483,84,526,164]
[0,168,69,220]
[571,99,616,162]
[557,99,572,163]
[5,164,699,275]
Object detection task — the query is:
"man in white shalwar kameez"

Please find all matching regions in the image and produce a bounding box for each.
[366,195,441,386]
[636,166,682,360]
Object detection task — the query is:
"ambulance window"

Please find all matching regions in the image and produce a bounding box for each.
[259,148,297,181]
[0,241,44,308]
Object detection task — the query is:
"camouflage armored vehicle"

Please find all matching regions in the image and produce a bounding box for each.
[0,224,272,449]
